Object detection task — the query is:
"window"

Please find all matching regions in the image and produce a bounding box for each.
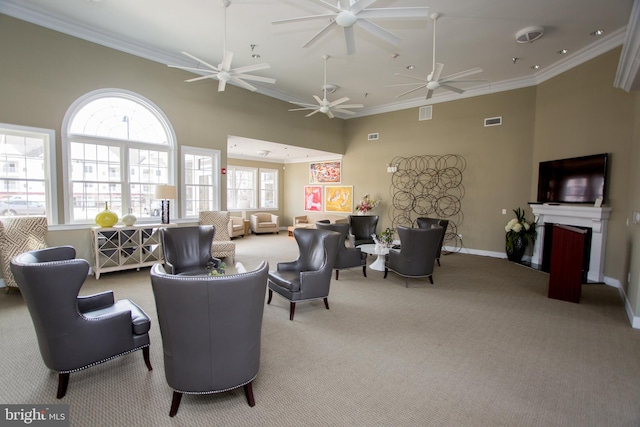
[227,165,278,210]
[62,90,175,223]
[182,146,220,218]
[0,123,56,222]
[259,168,278,209]
[227,166,257,210]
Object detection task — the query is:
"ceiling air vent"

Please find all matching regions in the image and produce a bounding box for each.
[419,106,432,121]
[484,116,502,127]
[516,26,544,43]
[368,133,379,141]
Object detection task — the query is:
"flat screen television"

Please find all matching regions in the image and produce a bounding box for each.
[536,153,608,204]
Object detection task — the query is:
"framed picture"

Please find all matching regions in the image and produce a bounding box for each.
[309,160,341,184]
[324,185,353,213]
[304,186,323,212]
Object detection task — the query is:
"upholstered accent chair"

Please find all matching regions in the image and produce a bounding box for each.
[348,215,379,247]
[0,216,48,291]
[249,212,279,235]
[10,246,152,398]
[229,216,245,238]
[267,228,340,320]
[416,217,450,266]
[159,225,220,275]
[316,222,366,280]
[384,225,442,287]
[150,261,269,417]
[199,211,236,262]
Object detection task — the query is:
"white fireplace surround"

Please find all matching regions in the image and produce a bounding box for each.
[529,204,611,282]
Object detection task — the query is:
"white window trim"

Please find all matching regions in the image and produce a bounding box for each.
[259,167,278,210]
[180,145,221,219]
[61,88,177,225]
[227,165,258,210]
[0,122,58,225]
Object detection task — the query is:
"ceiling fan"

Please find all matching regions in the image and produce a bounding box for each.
[389,13,485,100]
[289,55,363,119]
[272,0,430,55]
[167,0,275,92]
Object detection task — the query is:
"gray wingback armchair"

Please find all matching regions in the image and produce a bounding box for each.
[150,261,269,417]
[267,228,340,320]
[10,246,152,399]
[416,217,449,266]
[159,225,220,275]
[348,215,379,247]
[316,222,366,280]
[384,225,442,287]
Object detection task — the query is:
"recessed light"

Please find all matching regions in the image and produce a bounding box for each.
[531,65,540,70]
[406,65,415,70]
[557,49,569,55]
[252,54,261,59]
[590,29,605,36]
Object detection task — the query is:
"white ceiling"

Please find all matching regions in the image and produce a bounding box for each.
[1,0,637,162]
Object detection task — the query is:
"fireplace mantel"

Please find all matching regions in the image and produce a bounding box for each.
[529,204,611,282]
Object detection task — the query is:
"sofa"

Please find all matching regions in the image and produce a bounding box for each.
[289,213,349,236]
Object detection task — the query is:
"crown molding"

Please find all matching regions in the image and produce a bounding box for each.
[615,0,640,91]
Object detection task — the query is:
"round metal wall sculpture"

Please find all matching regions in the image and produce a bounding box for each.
[388,154,466,253]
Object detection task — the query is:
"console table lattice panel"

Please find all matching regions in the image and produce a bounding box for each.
[91,224,174,278]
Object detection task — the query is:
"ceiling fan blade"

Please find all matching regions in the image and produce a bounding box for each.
[289,101,319,108]
[439,83,465,94]
[221,51,233,72]
[396,84,427,98]
[326,109,335,119]
[312,0,343,13]
[218,79,227,92]
[394,73,428,83]
[272,13,335,25]
[357,7,430,19]
[305,109,322,117]
[181,51,220,72]
[329,97,350,107]
[332,108,358,115]
[313,95,323,105]
[356,19,401,45]
[289,106,318,111]
[426,89,434,100]
[439,67,483,83]
[303,20,336,48]
[351,0,378,14]
[431,63,444,82]
[230,77,257,92]
[232,63,270,74]
[344,26,356,55]
[234,74,276,84]
[185,74,219,83]
[336,104,364,109]
[386,82,426,88]
[168,65,211,73]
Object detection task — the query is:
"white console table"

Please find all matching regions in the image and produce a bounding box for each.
[91,223,175,279]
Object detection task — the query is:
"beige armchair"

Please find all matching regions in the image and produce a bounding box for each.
[199,211,235,263]
[229,216,245,238]
[0,216,48,291]
[250,212,279,234]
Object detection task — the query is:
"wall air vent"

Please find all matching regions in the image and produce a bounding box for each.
[484,116,502,127]
[368,133,379,141]
[419,106,432,121]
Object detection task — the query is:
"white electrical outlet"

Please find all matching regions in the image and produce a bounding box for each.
[502,209,507,214]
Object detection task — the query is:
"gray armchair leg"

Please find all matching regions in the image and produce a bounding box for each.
[289,302,296,321]
[169,391,183,417]
[429,276,434,284]
[143,346,152,371]
[244,382,256,407]
[323,297,329,310]
[335,270,339,280]
[267,289,273,304]
[57,373,70,399]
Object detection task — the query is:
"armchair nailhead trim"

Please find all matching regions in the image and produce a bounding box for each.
[57,344,150,374]
[172,374,257,395]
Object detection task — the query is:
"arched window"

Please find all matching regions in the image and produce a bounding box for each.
[62,89,176,224]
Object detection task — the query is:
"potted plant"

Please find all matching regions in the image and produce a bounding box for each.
[505,208,537,262]
[377,227,395,248]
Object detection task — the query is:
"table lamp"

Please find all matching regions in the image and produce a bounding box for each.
[155,184,176,224]
[238,199,250,220]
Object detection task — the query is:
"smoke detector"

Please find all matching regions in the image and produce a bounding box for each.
[516,26,544,43]
[256,150,270,157]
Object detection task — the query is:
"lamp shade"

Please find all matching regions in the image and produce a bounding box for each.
[155,185,176,199]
